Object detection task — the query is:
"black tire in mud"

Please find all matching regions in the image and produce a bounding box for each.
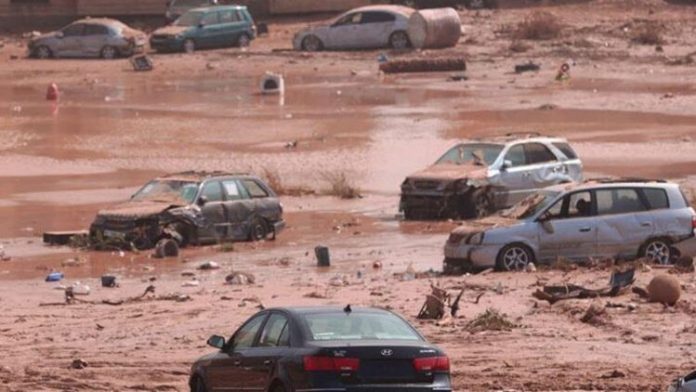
[155,238,180,258]
[249,217,270,241]
[466,188,492,219]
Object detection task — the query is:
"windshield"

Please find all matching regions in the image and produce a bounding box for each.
[436,143,503,166]
[174,11,203,26]
[500,190,560,220]
[303,312,422,341]
[131,180,199,204]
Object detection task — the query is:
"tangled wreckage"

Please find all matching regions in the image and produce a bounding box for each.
[400,134,583,220]
[89,171,285,251]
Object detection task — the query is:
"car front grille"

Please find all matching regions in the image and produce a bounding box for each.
[412,180,440,190]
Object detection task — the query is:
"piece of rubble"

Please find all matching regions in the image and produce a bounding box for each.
[70,359,88,370]
[154,238,179,258]
[182,280,199,288]
[225,271,256,285]
[533,268,635,304]
[198,261,220,270]
[380,57,466,74]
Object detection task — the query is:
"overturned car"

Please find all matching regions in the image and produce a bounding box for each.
[89,172,285,250]
[400,134,583,220]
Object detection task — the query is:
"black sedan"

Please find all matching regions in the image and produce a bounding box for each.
[189,306,452,392]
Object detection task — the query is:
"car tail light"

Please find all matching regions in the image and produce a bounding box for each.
[692,214,696,230]
[413,356,450,373]
[303,356,360,372]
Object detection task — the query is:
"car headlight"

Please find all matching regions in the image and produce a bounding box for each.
[468,232,485,245]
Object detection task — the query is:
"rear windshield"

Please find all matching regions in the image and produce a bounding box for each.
[552,142,578,160]
[436,143,503,166]
[303,312,421,341]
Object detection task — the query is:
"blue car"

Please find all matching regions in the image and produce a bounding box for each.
[150,5,256,53]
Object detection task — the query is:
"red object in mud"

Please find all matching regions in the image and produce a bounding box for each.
[46,83,60,101]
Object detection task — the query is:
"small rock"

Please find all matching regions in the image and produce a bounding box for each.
[601,369,626,379]
[372,261,383,269]
[182,280,199,288]
[525,262,537,272]
[198,261,220,270]
[225,271,255,285]
[70,359,88,370]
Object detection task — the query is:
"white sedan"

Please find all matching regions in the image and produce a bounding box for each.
[292,5,414,51]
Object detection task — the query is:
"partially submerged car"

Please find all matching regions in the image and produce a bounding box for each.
[89,171,284,250]
[400,134,583,220]
[293,5,414,51]
[28,18,146,59]
[444,179,696,273]
[150,5,256,53]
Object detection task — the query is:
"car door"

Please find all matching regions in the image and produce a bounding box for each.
[497,144,531,206]
[522,142,564,189]
[240,178,278,221]
[551,141,583,182]
[537,190,597,262]
[197,10,221,48]
[594,188,654,259]
[328,12,363,49]
[206,312,268,392]
[222,179,255,240]
[81,24,110,57]
[197,180,229,242]
[358,11,396,48]
[242,312,292,391]
[56,23,85,57]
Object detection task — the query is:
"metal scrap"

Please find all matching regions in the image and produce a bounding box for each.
[533,268,635,304]
[380,57,466,74]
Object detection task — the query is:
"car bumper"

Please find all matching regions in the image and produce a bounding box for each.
[273,219,286,235]
[444,241,500,271]
[150,37,184,52]
[400,192,459,219]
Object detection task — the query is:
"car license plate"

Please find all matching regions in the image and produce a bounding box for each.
[103,229,126,240]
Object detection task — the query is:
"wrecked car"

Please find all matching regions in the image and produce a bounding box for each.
[669,370,696,392]
[400,134,583,220]
[293,5,414,51]
[28,18,146,59]
[89,171,285,250]
[443,179,696,273]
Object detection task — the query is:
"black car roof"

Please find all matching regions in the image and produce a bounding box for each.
[269,306,393,316]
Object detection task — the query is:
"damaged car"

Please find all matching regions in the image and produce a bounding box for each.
[443,179,696,273]
[669,370,696,392]
[400,134,583,220]
[89,171,285,251]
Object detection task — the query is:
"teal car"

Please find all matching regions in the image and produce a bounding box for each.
[150,5,256,53]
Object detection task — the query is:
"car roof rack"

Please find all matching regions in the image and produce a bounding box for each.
[162,170,250,179]
[587,177,667,184]
[504,131,543,138]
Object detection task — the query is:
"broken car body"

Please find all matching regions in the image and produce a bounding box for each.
[89,171,285,250]
[400,134,583,220]
[444,180,696,273]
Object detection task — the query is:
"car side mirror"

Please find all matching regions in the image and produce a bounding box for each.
[539,218,555,234]
[197,195,208,206]
[501,160,512,171]
[207,335,225,349]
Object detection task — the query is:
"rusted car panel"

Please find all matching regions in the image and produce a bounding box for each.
[444,180,696,273]
[89,172,284,250]
[400,135,583,220]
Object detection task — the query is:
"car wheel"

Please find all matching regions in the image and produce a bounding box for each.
[100,45,118,59]
[469,188,492,219]
[389,31,411,50]
[301,35,323,52]
[249,217,269,241]
[237,33,251,47]
[183,39,195,54]
[642,238,673,265]
[35,45,52,59]
[496,243,534,272]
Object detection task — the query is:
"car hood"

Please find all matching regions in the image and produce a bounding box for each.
[96,200,182,219]
[407,163,487,182]
[153,25,189,36]
[31,31,59,43]
[451,215,519,235]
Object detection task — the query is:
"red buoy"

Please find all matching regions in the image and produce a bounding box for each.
[46,83,59,101]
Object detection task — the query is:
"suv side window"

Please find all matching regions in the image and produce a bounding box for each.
[242,180,269,198]
[524,143,558,165]
[596,188,647,215]
[552,142,578,160]
[505,145,526,167]
[63,23,85,36]
[201,181,224,202]
[361,11,396,23]
[257,313,290,347]
[232,313,266,350]
[641,188,669,210]
[219,9,240,23]
[201,11,219,25]
[222,180,242,200]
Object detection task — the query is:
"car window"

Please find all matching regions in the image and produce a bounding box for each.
[361,11,396,23]
[232,314,266,350]
[222,180,242,200]
[304,312,421,341]
[63,23,85,36]
[436,143,503,166]
[219,9,240,23]
[567,191,592,218]
[201,11,219,25]
[505,144,526,167]
[596,188,647,215]
[242,180,269,198]
[83,24,109,36]
[552,142,578,160]
[258,313,289,347]
[642,188,669,210]
[335,12,362,26]
[524,143,557,165]
[201,181,224,202]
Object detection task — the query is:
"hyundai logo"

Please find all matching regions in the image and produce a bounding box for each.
[380,349,394,357]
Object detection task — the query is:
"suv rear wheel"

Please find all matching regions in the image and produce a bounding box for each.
[250,217,269,241]
[641,238,673,265]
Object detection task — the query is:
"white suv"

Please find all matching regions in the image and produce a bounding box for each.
[444,180,696,273]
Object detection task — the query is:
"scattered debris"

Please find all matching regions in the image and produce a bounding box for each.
[320,171,362,199]
[525,262,537,272]
[130,55,153,72]
[418,285,450,320]
[533,268,635,304]
[260,72,285,95]
[225,271,256,285]
[555,62,571,81]
[447,73,468,82]
[71,282,91,296]
[182,280,199,288]
[673,256,694,273]
[70,359,88,370]
[633,273,681,306]
[43,230,88,246]
[315,245,330,267]
[45,272,64,282]
[101,275,118,288]
[372,261,383,269]
[380,57,467,74]
[537,103,558,111]
[580,302,609,326]
[198,261,220,270]
[515,62,540,74]
[466,308,516,332]
[600,369,626,379]
[154,238,179,259]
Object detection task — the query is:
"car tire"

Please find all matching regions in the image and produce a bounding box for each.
[100,45,118,59]
[468,188,492,219]
[389,30,411,50]
[641,238,673,265]
[496,243,534,272]
[301,35,323,52]
[35,45,52,59]
[183,39,195,54]
[237,33,251,47]
[249,217,269,241]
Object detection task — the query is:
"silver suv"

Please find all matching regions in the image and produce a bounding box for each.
[444,180,696,273]
[400,134,583,220]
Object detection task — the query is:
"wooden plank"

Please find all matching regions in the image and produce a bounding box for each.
[43,230,89,246]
